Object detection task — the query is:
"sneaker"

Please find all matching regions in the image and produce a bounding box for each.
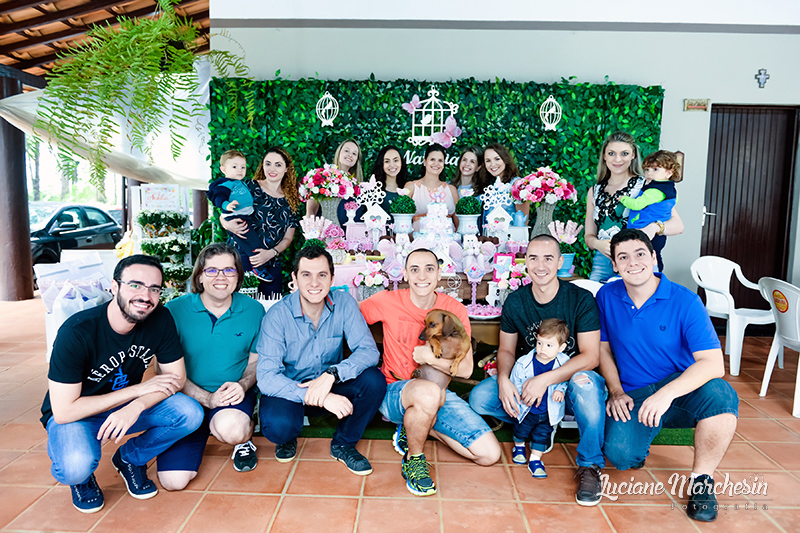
[511,444,527,465]
[253,268,273,283]
[687,474,718,522]
[330,444,373,476]
[392,424,408,456]
[275,439,297,463]
[574,465,602,506]
[71,474,104,513]
[112,449,157,500]
[402,453,436,496]
[632,458,646,469]
[232,440,258,472]
[528,459,547,478]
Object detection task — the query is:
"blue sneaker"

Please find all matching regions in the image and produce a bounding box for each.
[112,449,158,499]
[71,474,104,513]
[511,443,527,465]
[392,424,408,456]
[402,453,436,496]
[528,459,547,478]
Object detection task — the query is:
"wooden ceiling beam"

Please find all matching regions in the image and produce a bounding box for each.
[10,26,211,72]
[0,1,207,58]
[0,0,54,17]
[1,0,127,35]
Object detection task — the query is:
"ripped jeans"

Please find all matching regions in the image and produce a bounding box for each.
[469,370,607,468]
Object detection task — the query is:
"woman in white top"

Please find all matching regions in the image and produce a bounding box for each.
[478,143,527,220]
[451,146,483,198]
[306,138,365,225]
[407,144,459,232]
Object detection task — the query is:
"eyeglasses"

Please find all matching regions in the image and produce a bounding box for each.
[203,267,238,278]
[116,280,164,295]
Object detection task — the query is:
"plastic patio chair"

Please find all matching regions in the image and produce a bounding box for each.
[690,256,775,376]
[570,279,603,296]
[758,277,800,418]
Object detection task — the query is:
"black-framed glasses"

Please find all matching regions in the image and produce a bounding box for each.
[116,280,164,295]
[203,267,238,278]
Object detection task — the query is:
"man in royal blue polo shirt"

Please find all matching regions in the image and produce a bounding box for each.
[597,229,738,522]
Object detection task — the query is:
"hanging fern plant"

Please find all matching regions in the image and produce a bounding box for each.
[35,0,251,189]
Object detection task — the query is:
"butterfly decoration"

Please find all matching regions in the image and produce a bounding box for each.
[430,115,462,148]
[401,94,421,114]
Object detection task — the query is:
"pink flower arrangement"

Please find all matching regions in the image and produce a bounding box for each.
[353,261,389,288]
[326,238,347,250]
[511,167,577,206]
[497,262,531,292]
[298,164,361,202]
[322,224,345,240]
[344,201,359,211]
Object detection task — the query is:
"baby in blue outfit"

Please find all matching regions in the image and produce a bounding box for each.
[510,318,570,478]
[207,150,271,281]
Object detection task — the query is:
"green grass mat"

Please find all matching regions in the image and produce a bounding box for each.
[294,413,694,445]
[285,344,695,446]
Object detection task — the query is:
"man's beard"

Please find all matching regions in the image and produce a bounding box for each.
[116,291,154,324]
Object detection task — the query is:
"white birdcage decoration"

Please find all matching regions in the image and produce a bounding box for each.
[539,95,562,131]
[407,86,459,146]
[316,91,339,127]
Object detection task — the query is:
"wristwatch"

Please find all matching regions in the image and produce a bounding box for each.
[655,221,665,236]
[324,366,340,384]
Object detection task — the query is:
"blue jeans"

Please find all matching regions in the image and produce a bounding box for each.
[259,366,386,447]
[381,379,492,450]
[513,411,555,452]
[469,371,607,467]
[589,251,615,283]
[46,392,203,486]
[604,372,739,471]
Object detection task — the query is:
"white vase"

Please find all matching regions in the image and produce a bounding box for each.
[457,214,480,235]
[356,285,385,301]
[319,197,340,224]
[392,213,413,234]
[329,249,346,264]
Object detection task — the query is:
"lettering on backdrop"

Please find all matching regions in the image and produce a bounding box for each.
[404,151,459,167]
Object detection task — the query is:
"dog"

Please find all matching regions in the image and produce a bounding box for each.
[412,309,471,389]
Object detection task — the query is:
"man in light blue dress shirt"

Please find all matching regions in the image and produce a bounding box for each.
[256,245,386,476]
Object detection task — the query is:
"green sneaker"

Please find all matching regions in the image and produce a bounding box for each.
[401,453,436,496]
[392,424,408,456]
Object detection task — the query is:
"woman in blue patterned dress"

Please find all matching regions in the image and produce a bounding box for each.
[219,147,300,295]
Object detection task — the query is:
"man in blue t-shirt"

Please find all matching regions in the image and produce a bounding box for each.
[597,229,738,523]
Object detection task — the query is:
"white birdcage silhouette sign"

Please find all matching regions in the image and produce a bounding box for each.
[539,95,562,131]
[316,91,339,127]
[407,86,459,146]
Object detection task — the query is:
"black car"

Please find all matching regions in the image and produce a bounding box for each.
[29,202,123,265]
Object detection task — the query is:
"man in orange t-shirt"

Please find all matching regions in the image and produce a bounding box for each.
[360,249,501,497]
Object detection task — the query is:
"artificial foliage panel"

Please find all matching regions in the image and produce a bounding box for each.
[208,76,664,277]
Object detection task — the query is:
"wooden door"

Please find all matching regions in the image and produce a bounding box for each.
[701,105,799,310]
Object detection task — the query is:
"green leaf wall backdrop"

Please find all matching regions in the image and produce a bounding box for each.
[208,77,664,278]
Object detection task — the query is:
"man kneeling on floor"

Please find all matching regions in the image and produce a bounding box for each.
[597,229,739,522]
[256,245,386,475]
[157,244,265,490]
[360,248,501,497]
[40,255,203,513]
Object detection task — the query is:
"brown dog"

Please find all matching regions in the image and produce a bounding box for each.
[413,309,471,388]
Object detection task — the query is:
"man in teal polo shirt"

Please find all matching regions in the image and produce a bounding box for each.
[156,244,265,490]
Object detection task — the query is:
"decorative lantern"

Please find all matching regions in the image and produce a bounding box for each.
[316,91,339,127]
[539,95,562,131]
